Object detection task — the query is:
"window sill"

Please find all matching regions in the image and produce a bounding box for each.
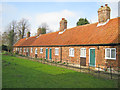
[105,58,116,60]
[55,54,59,56]
[40,52,43,54]
[69,55,74,57]
[80,56,86,58]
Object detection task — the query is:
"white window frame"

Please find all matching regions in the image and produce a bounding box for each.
[35,48,37,54]
[105,48,116,60]
[31,48,33,53]
[27,48,29,52]
[40,48,43,53]
[55,48,59,55]
[80,48,86,57]
[24,48,26,52]
[16,48,17,51]
[18,48,19,51]
[69,48,74,57]
[20,48,22,52]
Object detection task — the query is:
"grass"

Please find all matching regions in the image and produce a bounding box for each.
[2,55,118,88]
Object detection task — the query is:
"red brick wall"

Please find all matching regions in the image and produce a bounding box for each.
[13,45,119,68]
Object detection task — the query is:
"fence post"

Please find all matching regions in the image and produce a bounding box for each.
[110,65,112,79]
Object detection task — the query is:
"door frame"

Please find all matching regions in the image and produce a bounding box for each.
[45,48,48,59]
[89,48,96,67]
[49,48,52,60]
[35,48,38,58]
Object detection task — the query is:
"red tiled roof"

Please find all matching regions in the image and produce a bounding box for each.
[14,17,120,47]
[14,36,37,46]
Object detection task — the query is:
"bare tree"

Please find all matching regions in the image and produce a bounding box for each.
[17,18,30,39]
[2,31,9,45]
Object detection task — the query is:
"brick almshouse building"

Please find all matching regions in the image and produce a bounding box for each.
[13,4,120,69]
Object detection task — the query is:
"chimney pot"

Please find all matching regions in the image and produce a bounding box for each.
[27,32,30,38]
[105,4,108,6]
[62,18,65,20]
[98,4,110,23]
[37,28,41,36]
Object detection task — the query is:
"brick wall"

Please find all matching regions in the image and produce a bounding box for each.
[13,45,119,68]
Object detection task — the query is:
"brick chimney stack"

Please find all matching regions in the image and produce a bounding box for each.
[27,32,30,38]
[98,4,111,23]
[60,18,67,31]
[37,28,42,36]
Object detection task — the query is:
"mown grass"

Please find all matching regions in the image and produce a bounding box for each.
[2,55,118,88]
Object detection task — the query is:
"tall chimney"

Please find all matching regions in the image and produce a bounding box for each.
[60,18,67,31]
[27,32,30,38]
[98,4,111,23]
[37,28,42,36]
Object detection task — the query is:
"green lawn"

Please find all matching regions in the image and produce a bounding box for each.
[2,55,118,88]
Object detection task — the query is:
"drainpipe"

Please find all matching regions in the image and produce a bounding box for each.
[60,47,62,62]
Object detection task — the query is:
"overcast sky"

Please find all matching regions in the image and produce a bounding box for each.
[0,0,119,36]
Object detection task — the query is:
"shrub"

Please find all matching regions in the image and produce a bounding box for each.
[63,62,65,64]
[19,54,23,56]
[22,55,26,57]
[40,58,43,60]
[2,45,8,51]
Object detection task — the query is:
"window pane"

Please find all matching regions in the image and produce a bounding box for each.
[55,48,59,55]
[81,48,86,57]
[69,49,71,55]
[106,49,110,58]
[111,49,115,58]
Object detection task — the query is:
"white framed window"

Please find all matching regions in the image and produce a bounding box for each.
[55,48,59,55]
[40,48,43,53]
[80,48,86,57]
[105,48,116,60]
[18,48,19,51]
[27,48,29,52]
[16,48,17,51]
[31,48,33,53]
[20,48,22,52]
[69,48,74,57]
[24,48,26,52]
[35,48,37,54]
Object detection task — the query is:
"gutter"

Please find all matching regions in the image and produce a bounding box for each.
[14,43,120,47]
